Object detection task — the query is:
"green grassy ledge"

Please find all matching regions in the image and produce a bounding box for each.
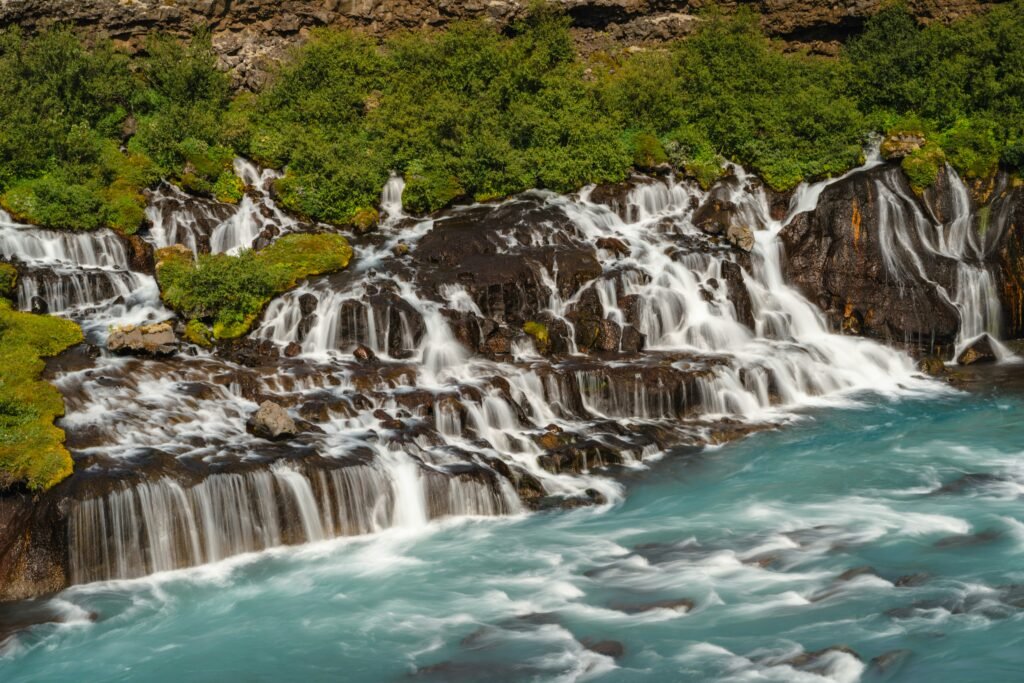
[155,233,353,340]
[0,298,83,491]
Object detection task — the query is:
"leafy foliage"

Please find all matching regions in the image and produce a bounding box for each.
[846,1,1024,178]
[0,29,236,233]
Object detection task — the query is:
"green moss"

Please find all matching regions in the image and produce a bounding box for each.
[0,299,83,490]
[213,170,245,204]
[0,263,17,298]
[352,207,380,233]
[184,319,213,347]
[901,141,946,194]
[523,321,550,347]
[156,233,352,340]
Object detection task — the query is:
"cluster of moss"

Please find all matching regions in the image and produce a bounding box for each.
[0,29,236,233]
[155,233,352,340]
[0,289,83,491]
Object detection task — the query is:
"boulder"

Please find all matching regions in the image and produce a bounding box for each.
[584,640,625,658]
[726,224,754,252]
[880,131,926,160]
[246,400,298,440]
[107,322,176,355]
[956,334,997,365]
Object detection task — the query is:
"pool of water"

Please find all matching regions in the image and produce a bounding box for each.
[2,379,1022,682]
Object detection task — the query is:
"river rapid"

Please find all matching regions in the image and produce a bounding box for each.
[3,373,1023,682]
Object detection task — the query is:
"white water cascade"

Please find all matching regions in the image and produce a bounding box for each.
[145,158,300,256]
[0,210,165,337]
[869,166,1014,360]
[14,153,1008,590]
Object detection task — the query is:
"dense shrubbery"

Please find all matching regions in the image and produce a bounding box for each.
[0,29,235,233]
[0,298,83,490]
[2,1,1023,228]
[847,1,1024,185]
[156,233,352,340]
[237,9,631,221]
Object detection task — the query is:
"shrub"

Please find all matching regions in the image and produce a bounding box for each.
[156,233,353,339]
[0,262,16,297]
[902,142,946,194]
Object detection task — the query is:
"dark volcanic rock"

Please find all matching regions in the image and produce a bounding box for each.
[216,337,280,367]
[780,164,961,356]
[584,639,625,658]
[956,334,998,365]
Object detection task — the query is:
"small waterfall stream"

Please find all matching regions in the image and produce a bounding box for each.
[2,155,1015,589]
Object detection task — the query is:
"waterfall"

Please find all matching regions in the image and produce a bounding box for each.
[15,154,1013,591]
[0,211,166,338]
[68,463,518,583]
[867,166,1013,360]
[145,158,299,256]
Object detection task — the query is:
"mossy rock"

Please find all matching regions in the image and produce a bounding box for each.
[0,300,83,490]
[351,207,380,234]
[156,233,353,341]
[523,321,550,351]
[881,130,926,160]
[0,262,17,298]
[901,142,946,194]
[184,319,213,347]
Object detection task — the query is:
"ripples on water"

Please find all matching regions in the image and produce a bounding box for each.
[3,386,1022,682]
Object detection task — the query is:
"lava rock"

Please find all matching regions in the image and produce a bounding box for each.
[584,640,625,658]
[107,322,177,356]
[246,400,297,440]
[956,334,997,365]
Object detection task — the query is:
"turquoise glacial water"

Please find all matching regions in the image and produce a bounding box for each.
[2,380,1023,682]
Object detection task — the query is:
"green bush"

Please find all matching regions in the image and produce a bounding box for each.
[156,233,353,339]
[0,28,236,232]
[901,142,946,194]
[0,262,16,298]
[845,1,1024,183]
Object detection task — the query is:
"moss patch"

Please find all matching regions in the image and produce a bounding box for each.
[523,321,550,351]
[156,233,352,340]
[902,142,946,194]
[0,299,83,490]
[0,263,16,297]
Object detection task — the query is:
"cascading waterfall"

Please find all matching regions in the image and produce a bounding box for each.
[12,151,1012,591]
[870,166,1014,360]
[0,210,165,337]
[145,158,300,256]
[69,463,519,583]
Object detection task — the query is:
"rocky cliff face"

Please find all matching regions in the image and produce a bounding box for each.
[0,0,1004,88]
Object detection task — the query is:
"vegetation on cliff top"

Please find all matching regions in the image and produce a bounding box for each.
[155,233,352,340]
[0,29,235,233]
[1,1,1023,228]
[0,297,83,491]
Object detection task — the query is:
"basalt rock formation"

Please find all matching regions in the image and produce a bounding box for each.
[781,162,1021,358]
[0,0,1005,88]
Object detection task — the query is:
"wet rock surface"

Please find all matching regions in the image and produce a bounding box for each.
[781,164,963,356]
[107,321,177,355]
[246,400,298,440]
